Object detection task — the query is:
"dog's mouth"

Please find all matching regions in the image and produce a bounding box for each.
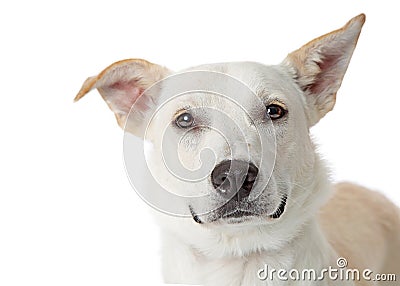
[189,195,288,224]
[269,194,287,219]
[222,209,256,219]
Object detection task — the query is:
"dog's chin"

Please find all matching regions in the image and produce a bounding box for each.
[190,195,288,225]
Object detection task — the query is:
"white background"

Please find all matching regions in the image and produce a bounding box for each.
[1,1,399,285]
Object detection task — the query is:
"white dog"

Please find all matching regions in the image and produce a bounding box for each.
[75,14,400,285]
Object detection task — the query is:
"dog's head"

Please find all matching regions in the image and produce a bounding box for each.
[75,15,364,231]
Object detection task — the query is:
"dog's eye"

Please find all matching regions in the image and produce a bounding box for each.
[175,112,194,128]
[266,104,286,120]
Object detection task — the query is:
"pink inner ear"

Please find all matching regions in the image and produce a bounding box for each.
[309,52,343,95]
[108,81,145,114]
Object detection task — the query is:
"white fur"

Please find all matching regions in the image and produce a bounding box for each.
[143,59,354,285]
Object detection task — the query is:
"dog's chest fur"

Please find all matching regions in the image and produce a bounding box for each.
[161,220,355,286]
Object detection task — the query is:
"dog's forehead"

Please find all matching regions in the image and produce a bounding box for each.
[181,61,296,101]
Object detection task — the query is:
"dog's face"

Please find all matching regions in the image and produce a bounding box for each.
[75,15,364,230]
[140,63,309,224]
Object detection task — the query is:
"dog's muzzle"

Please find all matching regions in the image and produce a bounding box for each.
[211,160,258,201]
[189,160,287,224]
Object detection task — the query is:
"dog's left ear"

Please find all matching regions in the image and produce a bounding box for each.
[283,14,365,126]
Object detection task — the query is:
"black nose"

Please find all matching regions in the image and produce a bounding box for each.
[211,160,259,201]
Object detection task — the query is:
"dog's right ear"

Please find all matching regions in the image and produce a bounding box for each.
[282,14,365,126]
[74,59,171,135]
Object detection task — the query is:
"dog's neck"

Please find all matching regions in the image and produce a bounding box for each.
[161,219,340,285]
